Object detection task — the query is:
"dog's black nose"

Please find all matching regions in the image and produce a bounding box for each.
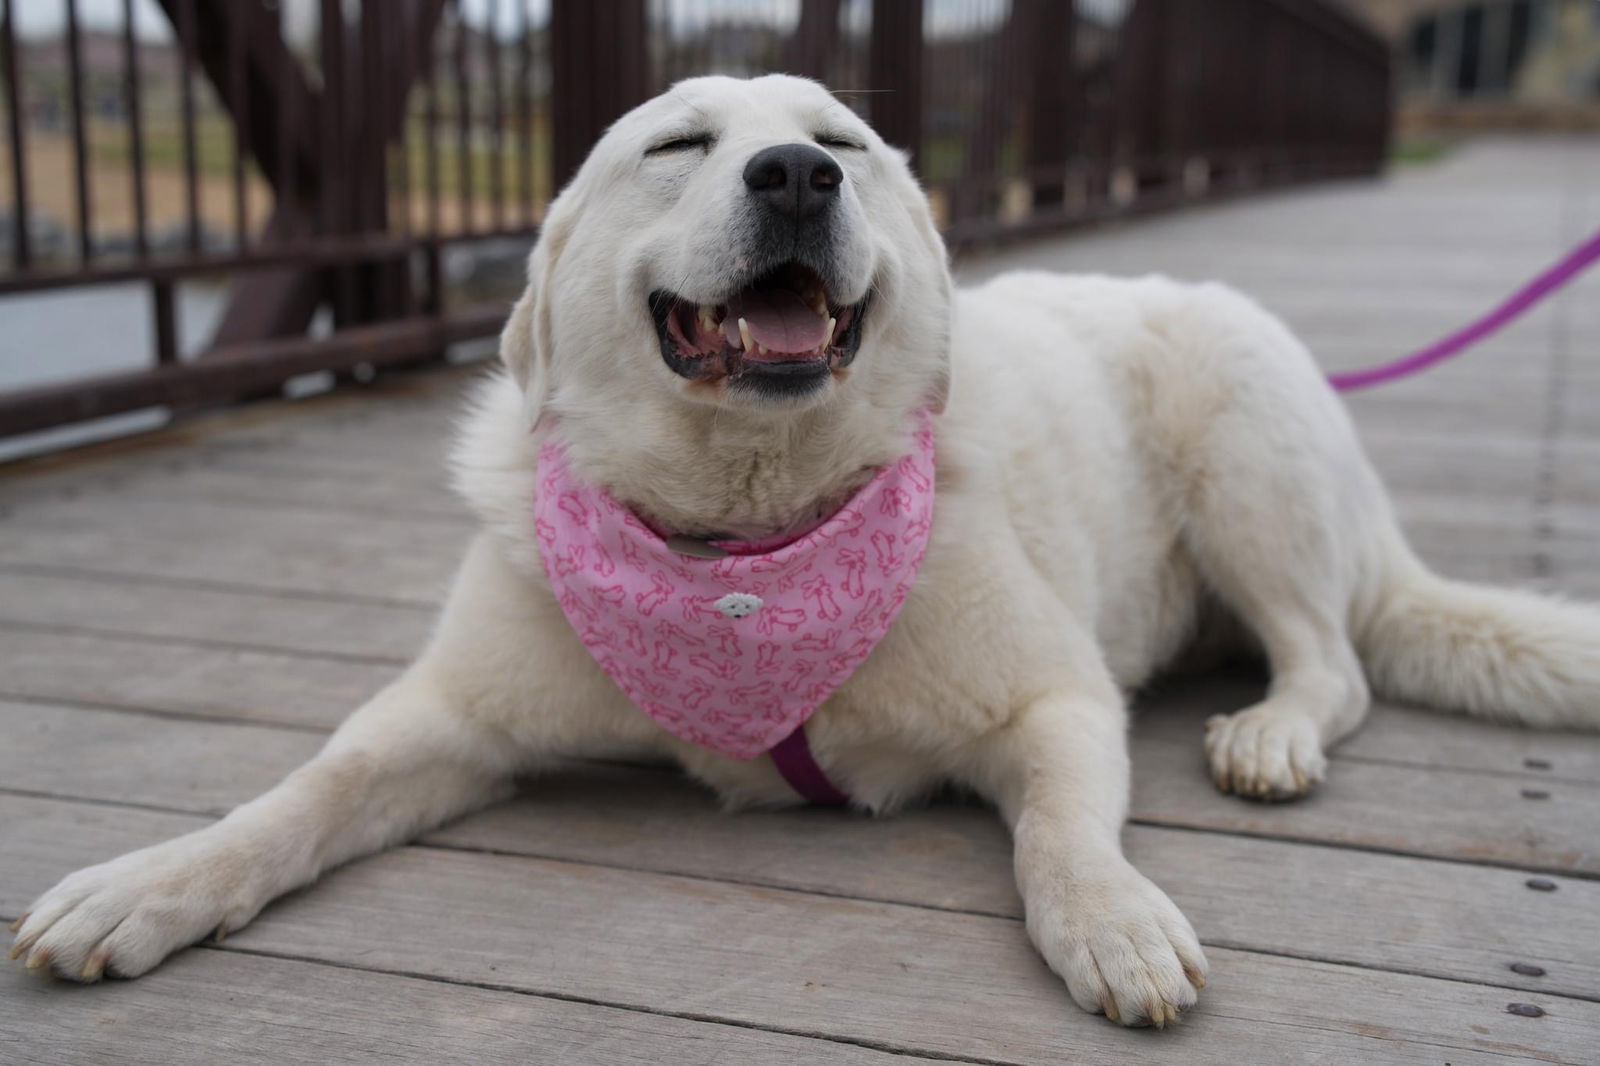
[743,143,842,220]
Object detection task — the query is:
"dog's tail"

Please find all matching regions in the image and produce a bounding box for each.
[1357,565,1600,731]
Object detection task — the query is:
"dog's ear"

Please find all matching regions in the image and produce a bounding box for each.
[500,276,544,427]
[501,186,584,429]
[895,172,954,416]
[924,354,951,415]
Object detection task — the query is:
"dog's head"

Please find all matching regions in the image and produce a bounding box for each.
[503,75,951,443]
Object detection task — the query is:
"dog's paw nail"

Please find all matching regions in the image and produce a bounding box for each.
[80,950,109,981]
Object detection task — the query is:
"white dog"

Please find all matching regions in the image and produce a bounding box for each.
[13,75,1600,1028]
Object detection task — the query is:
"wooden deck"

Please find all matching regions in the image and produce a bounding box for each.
[3,137,1599,1064]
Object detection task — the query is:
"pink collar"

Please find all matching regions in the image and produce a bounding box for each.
[535,416,936,803]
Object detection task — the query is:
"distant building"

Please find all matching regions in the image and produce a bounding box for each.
[1345,0,1600,129]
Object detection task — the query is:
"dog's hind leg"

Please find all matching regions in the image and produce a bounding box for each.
[1188,511,1372,801]
[1144,290,1384,800]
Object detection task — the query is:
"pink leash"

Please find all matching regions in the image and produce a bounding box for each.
[769,725,850,806]
[1327,228,1600,392]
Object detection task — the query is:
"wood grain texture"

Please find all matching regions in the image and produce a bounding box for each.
[7,754,1598,1005]
[0,946,966,1066]
[10,687,1598,877]
[4,800,1590,1066]
[193,847,1600,1063]
[0,629,397,729]
[1131,692,1600,876]
[0,702,322,812]
[0,495,465,603]
[0,570,432,662]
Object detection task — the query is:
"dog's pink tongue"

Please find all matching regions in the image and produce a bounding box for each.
[725,288,828,357]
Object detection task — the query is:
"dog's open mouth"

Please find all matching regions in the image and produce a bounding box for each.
[649,262,868,398]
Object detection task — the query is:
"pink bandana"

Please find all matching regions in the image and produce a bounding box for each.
[536,417,935,784]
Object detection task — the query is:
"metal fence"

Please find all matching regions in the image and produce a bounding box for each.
[0,0,1391,443]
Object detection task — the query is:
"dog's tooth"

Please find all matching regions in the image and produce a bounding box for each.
[808,291,827,317]
[737,318,753,352]
[697,306,718,333]
[822,316,836,350]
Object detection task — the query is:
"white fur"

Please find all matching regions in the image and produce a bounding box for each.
[14,76,1600,1029]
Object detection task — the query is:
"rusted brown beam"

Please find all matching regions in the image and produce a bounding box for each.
[516,0,533,224]
[152,280,179,365]
[0,226,537,297]
[157,0,319,200]
[3,0,31,270]
[175,0,201,253]
[453,1,473,233]
[1021,0,1078,212]
[866,0,923,168]
[121,0,150,257]
[226,0,247,250]
[161,0,443,348]
[64,0,92,263]
[784,0,842,81]
[550,0,649,193]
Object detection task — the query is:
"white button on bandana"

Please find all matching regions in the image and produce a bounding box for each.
[714,592,763,619]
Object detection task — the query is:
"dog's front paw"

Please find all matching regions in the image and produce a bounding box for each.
[9,832,264,982]
[1029,866,1208,1027]
[1204,704,1327,800]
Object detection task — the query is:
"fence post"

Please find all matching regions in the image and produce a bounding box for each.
[867,0,923,170]
[551,1,649,195]
[1021,0,1077,213]
[785,0,842,81]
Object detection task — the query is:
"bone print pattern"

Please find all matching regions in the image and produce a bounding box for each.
[536,414,935,759]
[635,572,674,616]
[755,642,783,675]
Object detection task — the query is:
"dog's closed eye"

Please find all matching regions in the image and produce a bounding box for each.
[814,133,865,151]
[647,133,715,156]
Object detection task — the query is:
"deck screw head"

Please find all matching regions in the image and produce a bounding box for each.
[1520,788,1551,800]
[1509,962,1547,977]
[1522,758,1551,770]
[1506,1003,1545,1018]
[1525,878,1558,892]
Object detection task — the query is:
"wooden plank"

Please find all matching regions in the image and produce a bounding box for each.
[443,790,1600,1003]
[1131,730,1600,877]
[12,683,1599,878]
[44,463,470,524]
[0,369,469,507]
[1340,704,1600,783]
[6,713,1598,1003]
[425,779,1600,1001]
[1,797,1591,1065]
[0,630,392,730]
[0,947,956,1066]
[1149,671,1600,783]
[0,703,321,813]
[0,570,431,663]
[1361,431,1544,503]
[170,848,1600,1063]
[0,496,464,603]
[0,795,211,891]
